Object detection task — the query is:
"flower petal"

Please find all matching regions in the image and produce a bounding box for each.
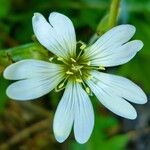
[86,71,141,119]
[90,71,147,104]
[4,59,63,80]
[53,82,94,144]
[32,12,76,59]
[4,60,64,100]
[81,25,143,67]
[53,82,74,143]
[90,40,143,67]
[74,83,94,144]
[49,12,76,57]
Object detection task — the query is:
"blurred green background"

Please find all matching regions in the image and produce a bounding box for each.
[0,0,150,149]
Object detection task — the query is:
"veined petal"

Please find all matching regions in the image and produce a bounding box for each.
[4,60,65,100]
[86,71,143,119]
[53,82,94,144]
[32,12,76,59]
[89,40,143,67]
[81,25,143,67]
[90,71,147,104]
[49,12,76,57]
[53,82,74,143]
[4,59,64,80]
[74,83,94,144]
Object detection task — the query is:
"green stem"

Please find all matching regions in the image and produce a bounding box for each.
[89,0,120,45]
[108,0,120,29]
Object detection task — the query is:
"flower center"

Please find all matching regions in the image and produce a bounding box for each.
[65,58,90,80]
[51,41,105,94]
[55,56,92,94]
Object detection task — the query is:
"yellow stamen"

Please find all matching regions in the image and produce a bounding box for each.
[49,57,54,62]
[87,61,91,66]
[71,58,76,62]
[71,64,83,71]
[66,71,74,75]
[76,79,83,83]
[99,66,106,70]
[80,44,86,50]
[77,41,86,50]
[85,87,91,94]
[58,83,64,89]
[57,57,64,61]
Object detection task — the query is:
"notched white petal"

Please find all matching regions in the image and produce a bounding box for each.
[5,60,64,100]
[89,40,143,67]
[81,25,143,67]
[49,12,76,56]
[91,71,147,104]
[32,12,76,59]
[86,71,147,119]
[53,82,94,144]
[86,77,137,120]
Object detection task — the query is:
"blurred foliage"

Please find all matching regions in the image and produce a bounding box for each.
[0,0,10,19]
[0,76,9,112]
[0,0,150,149]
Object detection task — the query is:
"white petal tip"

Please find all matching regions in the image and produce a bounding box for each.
[141,96,148,104]
[6,89,16,100]
[76,139,88,144]
[33,12,41,17]
[55,137,65,143]
[3,68,9,79]
[135,90,147,104]
[126,111,137,120]
[50,12,59,16]
[54,132,67,143]
[116,24,136,35]
[125,24,136,33]
[135,40,144,52]
[129,115,137,120]
[6,88,25,101]
[32,13,43,21]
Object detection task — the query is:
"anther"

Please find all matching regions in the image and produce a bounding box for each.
[66,71,74,75]
[85,87,91,94]
[79,69,82,76]
[76,79,83,83]
[71,58,76,62]
[99,66,105,70]
[49,57,54,62]
[55,83,65,92]
[80,44,86,50]
[77,41,86,50]
[87,61,91,66]
[57,57,64,61]
[58,83,64,89]
[55,86,65,92]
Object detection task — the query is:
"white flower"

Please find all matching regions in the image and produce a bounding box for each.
[3,12,147,144]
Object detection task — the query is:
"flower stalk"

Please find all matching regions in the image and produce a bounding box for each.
[90,0,120,45]
[108,0,120,29]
